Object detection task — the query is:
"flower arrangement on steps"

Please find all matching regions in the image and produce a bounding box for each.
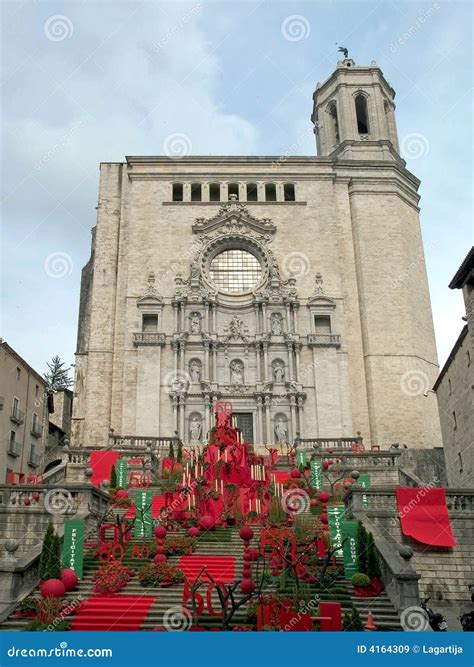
[138,562,185,588]
[92,563,135,594]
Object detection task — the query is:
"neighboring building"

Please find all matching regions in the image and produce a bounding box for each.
[72,59,442,451]
[434,247,474,487]
[0,340,49,482]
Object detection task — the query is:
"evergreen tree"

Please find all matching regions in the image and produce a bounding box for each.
[44,355,72,390]
[177,442,183,463]
[169,441,175,460]
[356,521,368,575]
[39,524,55,581]
[343,607,364,631]
[50,534,61,580]
[110,464,117,489]
[366,532,381,579]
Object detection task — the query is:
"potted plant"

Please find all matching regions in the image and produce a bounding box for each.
[351,572,370,595]
[93,563,135,594]
[16,596,38,618]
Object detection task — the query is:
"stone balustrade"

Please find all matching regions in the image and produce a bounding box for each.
[297,436,363,450]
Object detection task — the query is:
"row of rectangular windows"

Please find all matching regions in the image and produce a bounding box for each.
[172,182,296,202]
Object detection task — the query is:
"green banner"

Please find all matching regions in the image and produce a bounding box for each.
[309,460,323,490]
[358,473,371,509]
[134,490,153,538]
[327,503,346,557]
[116,459,128,488]
[341,520,358,579]
[296,450,307,467]
[62,519,85,578]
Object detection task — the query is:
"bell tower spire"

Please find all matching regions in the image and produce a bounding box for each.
[311,58,400,159]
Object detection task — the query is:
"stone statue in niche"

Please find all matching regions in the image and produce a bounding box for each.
[189,416,202,443]
[190,261,201,279]
[274,419,288,444]
[190,313,201,333]
[189,360,201,382]
[229,315,244,338]
[230,360,244,385]
[273,362,285,383]
[271,313,283,335]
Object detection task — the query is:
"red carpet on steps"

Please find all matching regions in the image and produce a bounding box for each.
[179,556,235,583]
[71,595,156,631]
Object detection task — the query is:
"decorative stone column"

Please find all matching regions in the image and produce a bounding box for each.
[256,343,261,382]
[262,342,269,382]
[295,343,301,381]
[292,303,299,334]
[204,341,210,380]
[262,303,267,333]
[297,395,305,438]
[212,343,218,382]
[172,395,179,433]
[287,342,294,381]
[289,395,297,442]
[179,395,186,439]
[264,395,272,444]
[257,395,264,442]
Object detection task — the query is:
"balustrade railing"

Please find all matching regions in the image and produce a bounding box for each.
[297,436,363,450]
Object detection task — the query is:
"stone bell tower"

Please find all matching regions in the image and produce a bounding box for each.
[311,58,399,159]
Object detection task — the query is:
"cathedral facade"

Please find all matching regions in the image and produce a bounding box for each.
[72,59,442,450]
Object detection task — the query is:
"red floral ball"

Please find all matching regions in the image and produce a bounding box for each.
[322,461,330,470]
[243,552,252,562]
[328,448,334,454]
[290,468,301,479]
[23,498,31,506]
[239,526,254,542]
[318,491,330,503]
[242,567,252,578]
[271,569,281,577]
[115,489,129,499]
[32,492,40,502]
[246,548,258,561]
[240,578,256,595]
[199,515,215,531]
[40,579,66,598]
[320,513,328,525]
[61,568,79,592]
[310,498,318,507]
[155,545,166,555]
[154,526,168,539]
[154,554,167,564]
[188,527,200,538]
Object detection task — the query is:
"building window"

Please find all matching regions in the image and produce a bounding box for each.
[246,183,258,201]
[314,315,331,333]
[142,314,158,332]
[172,183,183,202]
[35,384,39,397]
[448,378,452,395]
[467,350,471,367]
[209,249,262,294]
[265,183,277,202]
[328,101,340,145]
[452,410,457,430]
[209,183,220,201]
[191,183,202,201]
[457,451,463,473]
[10,430,15,446]
[16,367,21,380]
[228,183,239,200]
[283,183,295,201]
[355,94,369,134]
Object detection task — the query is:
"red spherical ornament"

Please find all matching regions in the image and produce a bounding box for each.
[154,526,168,539]
[40,579,66,598]
[310,498,318,507]
[322,461,330,470]
[32,492,40,502]
[320,513,328,525]
[328,448,334,454]
[240,578,256,595]
[61,568,79,591]
[243,552,252,562]
[242,567,252,578]
[239,526,254,542]
[271,569,281,576]
[115,489,129,499]
[155,545,166,555]
[188,527,200,538]
[199,515,215,531]
[23,498,31,506]
[154,553,167,564]
[290,468,301,479]
[318,491,330,503]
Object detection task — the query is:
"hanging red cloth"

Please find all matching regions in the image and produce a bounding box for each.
[396,488,456,547]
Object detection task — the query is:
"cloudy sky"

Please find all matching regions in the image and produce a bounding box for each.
[1,0,472,377]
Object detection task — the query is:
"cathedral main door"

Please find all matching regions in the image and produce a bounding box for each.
[233,412,254,444]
